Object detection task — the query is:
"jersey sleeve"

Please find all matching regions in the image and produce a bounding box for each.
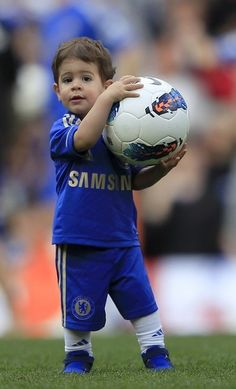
[50,116,89,160]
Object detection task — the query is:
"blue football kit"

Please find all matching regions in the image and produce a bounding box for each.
[50,113,158,330]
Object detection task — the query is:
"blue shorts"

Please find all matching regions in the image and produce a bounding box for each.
[55,244,158,331]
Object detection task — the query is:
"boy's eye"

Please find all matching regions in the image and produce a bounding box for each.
[82,75,92,82]
[62,77,72,83]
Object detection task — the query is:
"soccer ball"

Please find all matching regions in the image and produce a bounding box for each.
[103,76,190,167]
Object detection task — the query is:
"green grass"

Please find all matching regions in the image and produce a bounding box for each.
[0,334,236,389]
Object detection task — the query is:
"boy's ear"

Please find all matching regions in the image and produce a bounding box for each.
[104,79,113,89]
[53,83,61,101]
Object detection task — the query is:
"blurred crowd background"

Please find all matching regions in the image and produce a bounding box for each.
[1,0,236,337]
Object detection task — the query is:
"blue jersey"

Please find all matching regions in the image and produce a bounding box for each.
[50,113,140,247]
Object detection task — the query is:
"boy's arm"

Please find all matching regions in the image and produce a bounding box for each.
[73,76,142,152]
[132,145,187,190]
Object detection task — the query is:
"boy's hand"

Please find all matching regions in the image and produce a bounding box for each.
[105,75,143,102]
[131,143,187,190]
[158,143,187,176]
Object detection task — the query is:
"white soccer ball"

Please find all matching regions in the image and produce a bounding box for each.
[103,76,190,167]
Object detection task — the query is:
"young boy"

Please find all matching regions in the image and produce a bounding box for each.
[50,37,186,374]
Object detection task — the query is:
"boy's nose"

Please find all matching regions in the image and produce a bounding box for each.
[72,81,81,90]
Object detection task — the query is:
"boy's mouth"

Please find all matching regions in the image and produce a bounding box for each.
[71,96,84,101]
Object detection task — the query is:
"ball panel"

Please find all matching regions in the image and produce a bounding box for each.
[113,113,140,141]
[122,137,181,167]
[165,110,190,141]
[103,125,122,153]
[121,90,153,119]
[140,77,173,94]
[139,115,171,145]
[107,101,121,125]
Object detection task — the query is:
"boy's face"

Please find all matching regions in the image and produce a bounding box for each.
[54,58,110,118]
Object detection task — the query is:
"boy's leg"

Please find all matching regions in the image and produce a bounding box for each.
[55,244,115,373]
[63,329,94,374]
[109,246,173,371]
[131,310,165,352]
[131,311,173,370]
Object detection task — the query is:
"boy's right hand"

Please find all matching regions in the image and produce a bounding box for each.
[104,75,143,102]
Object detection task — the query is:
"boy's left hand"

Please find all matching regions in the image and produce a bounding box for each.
[131,143,187,190]
[159,143,187,175]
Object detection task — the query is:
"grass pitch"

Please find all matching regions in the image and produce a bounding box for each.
[0,334,235,389]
